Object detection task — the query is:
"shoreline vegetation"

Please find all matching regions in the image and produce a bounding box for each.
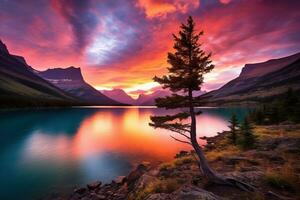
[48,124,300,200]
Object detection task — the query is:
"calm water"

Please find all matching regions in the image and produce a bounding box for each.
[0,106,248,199]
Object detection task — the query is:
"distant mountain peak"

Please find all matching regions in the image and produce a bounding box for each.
[101,89,135,105]
[39,66,84,81]
[0,40,9,55]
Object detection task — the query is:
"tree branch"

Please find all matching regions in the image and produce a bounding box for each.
[170,135,192,145]
[168,128,191,139]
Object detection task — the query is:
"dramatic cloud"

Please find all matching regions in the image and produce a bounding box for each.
[1,0,300,95]
[136,0,199,18]
[51,0,97,50]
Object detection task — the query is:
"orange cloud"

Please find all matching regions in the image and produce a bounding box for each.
[136,0,199,18]
[219,0,231,4]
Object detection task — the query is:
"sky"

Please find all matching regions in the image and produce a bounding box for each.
[1,0,300,98]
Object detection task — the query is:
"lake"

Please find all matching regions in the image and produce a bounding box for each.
[0,106,248,199]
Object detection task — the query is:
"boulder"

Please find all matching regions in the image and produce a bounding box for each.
[146,193,171,200]
[228,171,264,185]
[114,176,126,184]
[87,181,102,190]
[74,187,88,195]
[127,163,150,187]
[172,185,221,200]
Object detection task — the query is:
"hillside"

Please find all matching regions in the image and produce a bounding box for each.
[0,40,78,107]
[200,53,300,106]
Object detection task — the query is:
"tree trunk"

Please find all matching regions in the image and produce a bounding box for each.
[188,89,255,191]
[188,89,219,181]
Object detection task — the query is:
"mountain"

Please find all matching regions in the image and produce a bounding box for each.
[101,89,135,105]
[136,90,171,105]
[200,52,300,106]
[0,40,78,107]
[38,67,121,105]
[101,89,171,106]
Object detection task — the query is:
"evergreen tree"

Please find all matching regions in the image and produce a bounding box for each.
[239,118,256,149]
[249,88,300,124]
[149,16,254,190]
[227,113,239,145]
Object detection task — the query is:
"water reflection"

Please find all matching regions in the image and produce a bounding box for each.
[0,107,248,199]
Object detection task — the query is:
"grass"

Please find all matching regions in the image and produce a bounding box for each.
[206,146,240,162]
[264,163,298,192]
[134,178,181,200]
[159,155,195,171]
[137,124,300,200]
[255,125,300,139]
[174,156,194,166]
[159,162,175,171]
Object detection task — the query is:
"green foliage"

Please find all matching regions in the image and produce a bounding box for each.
[149,16,214,143]
[174,156,194,166]
[265,172,294,191]
[134,179,180,200]
[227,113,239,145]
[249,88,300,124]
[153,16,214,93]
[238,118,257,149]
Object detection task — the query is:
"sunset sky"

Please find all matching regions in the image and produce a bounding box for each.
[1,0,300,97]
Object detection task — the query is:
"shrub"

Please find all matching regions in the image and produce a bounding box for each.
[238,118,257,150]
[265,172,294,191]
[227,113,239,145]
[134,178,180,200]
[265,164,297,192]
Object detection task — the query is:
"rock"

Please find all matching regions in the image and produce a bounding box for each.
[87,181,102,190]
[266,190,294,200]
[239,166,260,172]
[228,171,264,185]
[114,176,126,184]
[223,156,249,165]
[89,193,106,200]
[127,163,150,187]
[134,174,158,190]
[74,187,87,195]
[148,169,160,176]
[146,193,171,200]
[173,185,221,200]
[96,195,106,200]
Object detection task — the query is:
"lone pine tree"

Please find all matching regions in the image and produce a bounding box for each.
[150,16,254,191]
[228,113,239,145]
[239,118,256,149]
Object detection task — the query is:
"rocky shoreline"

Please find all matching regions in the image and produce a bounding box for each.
[47,124,300,200]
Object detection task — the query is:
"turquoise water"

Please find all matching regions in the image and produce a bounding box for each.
[0,107,248,199]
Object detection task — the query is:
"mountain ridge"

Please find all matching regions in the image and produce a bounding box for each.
[200,52,300,106]
[38,67,121,105]
[101,89,136,105]
[0,40,79,107]
[0,39,122,107]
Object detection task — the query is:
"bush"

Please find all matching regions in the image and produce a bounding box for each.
[238,118,257,150]
[135,178,180,200]
[265,164,297,192]
[174,156,194,166]
[265,172,294,191]
[227,113,239,145]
